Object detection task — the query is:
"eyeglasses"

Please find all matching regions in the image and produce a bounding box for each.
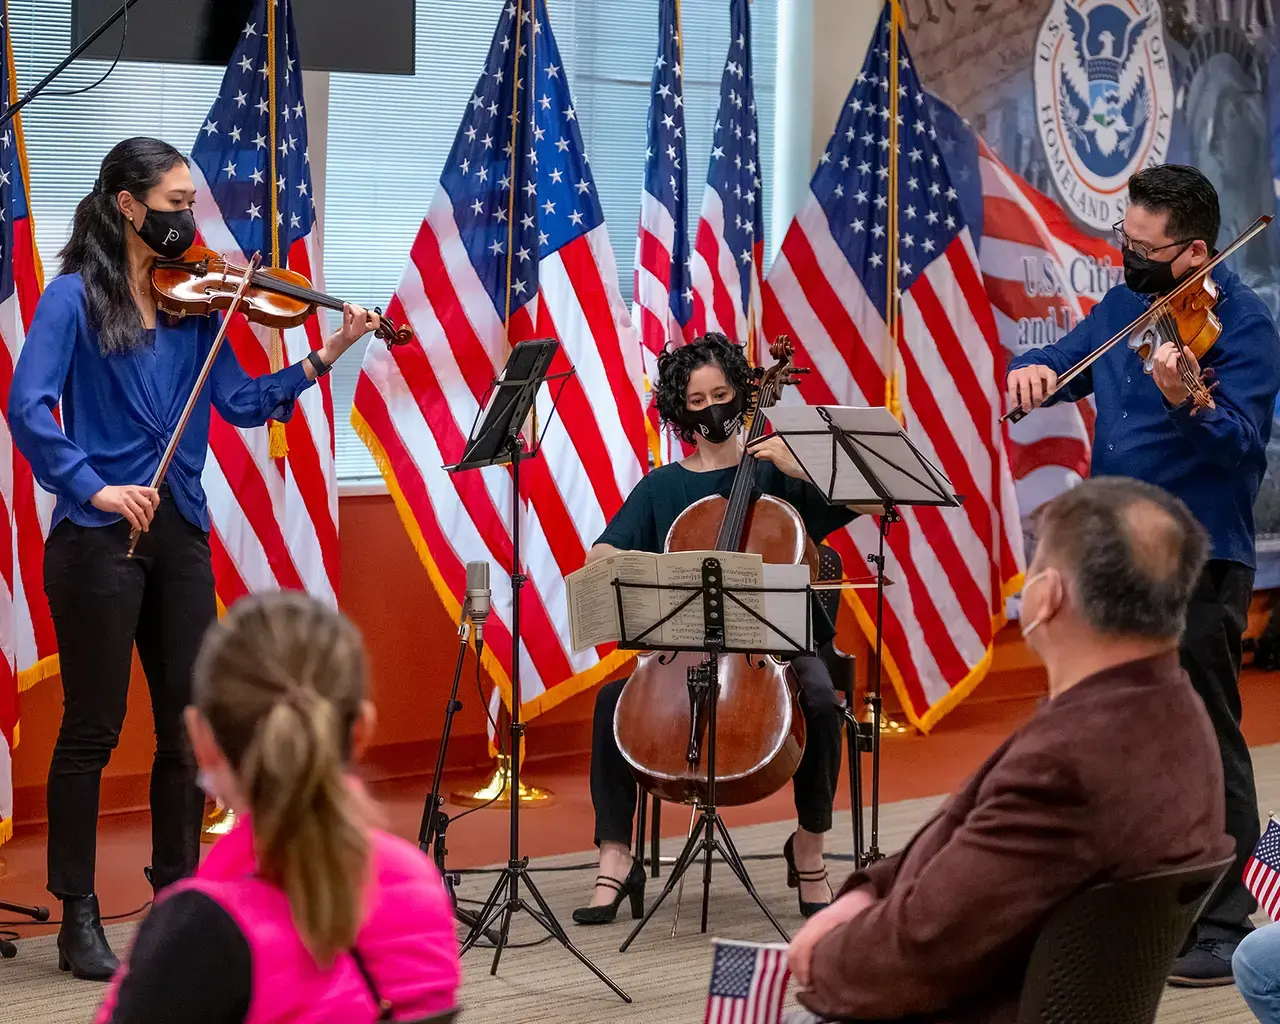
[1112,222,1195,261]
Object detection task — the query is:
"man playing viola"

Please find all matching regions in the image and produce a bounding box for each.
[1006,164,1280,985]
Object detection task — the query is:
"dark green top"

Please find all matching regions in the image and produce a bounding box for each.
[596,461,857,553]
[596,462,858,649]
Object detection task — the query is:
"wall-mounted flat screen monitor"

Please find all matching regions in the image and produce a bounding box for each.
[71,0,415,75]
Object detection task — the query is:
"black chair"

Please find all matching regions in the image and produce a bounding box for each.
[1014,856,1233,1024]
[633,543,861,877]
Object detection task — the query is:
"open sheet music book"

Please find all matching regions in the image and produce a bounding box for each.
[565,550,810,654]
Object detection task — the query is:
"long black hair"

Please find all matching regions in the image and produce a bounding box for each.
[653,332,756,444]
[58,137,189,355]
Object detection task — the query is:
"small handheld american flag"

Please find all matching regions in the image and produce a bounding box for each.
[705,938,791,1024]
[1246,816,1280,921]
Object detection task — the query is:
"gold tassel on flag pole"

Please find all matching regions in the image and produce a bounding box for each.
[884,0,903,423]
[265,0,288,458]
[453,0,551,810]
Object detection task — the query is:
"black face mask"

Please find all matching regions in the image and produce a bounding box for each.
[132,204,196,260]
[680,393,746,444]
[1122,245,1185,296]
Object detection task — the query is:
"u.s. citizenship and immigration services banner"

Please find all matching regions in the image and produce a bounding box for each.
[902,0,1280,578]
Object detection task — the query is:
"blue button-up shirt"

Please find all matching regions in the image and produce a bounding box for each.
[1008,265,1280,567]
[9,273,314,533]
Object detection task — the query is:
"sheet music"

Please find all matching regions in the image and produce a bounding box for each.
[564,551,811,653]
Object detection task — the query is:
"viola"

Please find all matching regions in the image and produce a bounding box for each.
[613,338,814,808]
[151,245,412,348]
[1003,214,1273,424]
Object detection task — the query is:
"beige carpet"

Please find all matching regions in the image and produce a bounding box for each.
[7,748,1279,1024]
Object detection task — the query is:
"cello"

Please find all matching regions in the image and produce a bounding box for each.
[613,338,814,807]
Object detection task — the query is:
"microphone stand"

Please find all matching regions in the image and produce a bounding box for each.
[1,0,148,129]
[418,611,502,946]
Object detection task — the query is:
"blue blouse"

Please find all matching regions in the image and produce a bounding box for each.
[9,273,314,532]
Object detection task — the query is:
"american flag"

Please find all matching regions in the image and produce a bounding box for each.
[634,0,691,466]
[705,939,790,1024]
[1246,817,1280,922]
[188,0,338,607]
[351,0,646,718]
[762,4,1023,732]
[974,140,1110,520]
[0,4,58,846]
[690,0,763,361]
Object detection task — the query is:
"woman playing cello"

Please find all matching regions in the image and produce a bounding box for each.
[573,332,868,926]
[8,137,379,980]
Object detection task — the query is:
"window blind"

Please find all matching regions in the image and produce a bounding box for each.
[12,0,777,484]
[325,0,777,482]
[12,1,224,272]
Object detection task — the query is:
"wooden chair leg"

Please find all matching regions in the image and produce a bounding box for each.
[634,785,648,870]
[650,797,662,878]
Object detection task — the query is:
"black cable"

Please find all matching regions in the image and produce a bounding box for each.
[45,1,130,99]
[0,898,152,930]
[451,850,857,876]
[446,637,511,827]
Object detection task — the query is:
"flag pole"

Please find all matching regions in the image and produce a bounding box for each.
[265,0,288,457]
[453,0,551,809]
[884,0,902,421]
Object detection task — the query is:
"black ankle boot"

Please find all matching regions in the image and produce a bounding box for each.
[57,894,119,981]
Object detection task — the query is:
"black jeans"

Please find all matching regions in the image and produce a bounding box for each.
[44,497,215,899]
[1182,559,1258,944]
[590,654,843,846]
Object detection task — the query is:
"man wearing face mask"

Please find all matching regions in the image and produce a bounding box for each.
[570,333,873,927]
[1005,164,1280,985]
[783,477,1232,1024]
[7,138,380,980]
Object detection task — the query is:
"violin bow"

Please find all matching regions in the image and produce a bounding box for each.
[127,252,263,558]
[1003,213,1273,424]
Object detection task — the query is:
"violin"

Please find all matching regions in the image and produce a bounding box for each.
[151,245,412,348]
[613,338,814,808]
[1003,214,1273,424]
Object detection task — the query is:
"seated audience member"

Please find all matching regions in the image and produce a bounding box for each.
[787,477,1233,1023]
[95,592,461,1023]
[1235,923,1280,1022]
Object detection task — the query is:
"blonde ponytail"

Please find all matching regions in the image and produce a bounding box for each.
[194,592,375,966]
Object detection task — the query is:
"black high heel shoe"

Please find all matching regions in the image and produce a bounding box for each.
[783,832,833,919]
[571,860,646,925]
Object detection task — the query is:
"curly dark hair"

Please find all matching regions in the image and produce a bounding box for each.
[653,333,756,445]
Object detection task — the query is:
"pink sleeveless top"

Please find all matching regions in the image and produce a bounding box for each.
[96,817,461,1023]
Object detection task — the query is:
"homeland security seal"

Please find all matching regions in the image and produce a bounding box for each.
[1035,0,1173,232]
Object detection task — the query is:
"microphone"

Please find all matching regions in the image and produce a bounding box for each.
[465,560,491,654]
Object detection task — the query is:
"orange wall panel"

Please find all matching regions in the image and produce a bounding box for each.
[12,493,612,823]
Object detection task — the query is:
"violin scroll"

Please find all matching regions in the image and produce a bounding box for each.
[371,306,413,348]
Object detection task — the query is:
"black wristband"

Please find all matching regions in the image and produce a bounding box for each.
[306,350,331,378]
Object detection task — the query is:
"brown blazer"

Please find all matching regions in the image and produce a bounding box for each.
[799,651,1232,1024]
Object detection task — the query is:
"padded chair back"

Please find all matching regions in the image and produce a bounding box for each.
[1015,856,1233,1024]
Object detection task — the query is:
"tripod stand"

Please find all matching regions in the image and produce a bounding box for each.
[418,615,502,947]
[761,404,963,868]
[447,339,628,1002]
[0,899,50,960]
[608,557,813,951]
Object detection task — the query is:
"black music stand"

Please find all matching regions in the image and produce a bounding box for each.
[763,404,963,866]
[611,557,814,950]
[444,340,629,1003]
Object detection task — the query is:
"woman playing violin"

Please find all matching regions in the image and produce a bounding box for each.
[1006,164,1280,986]
[573,333,868,927]
[7,137,379,981]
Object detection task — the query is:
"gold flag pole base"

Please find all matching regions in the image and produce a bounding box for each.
[201,801,238,843]
[880,715,911,737]
[0,855,8,879]
[450,754,554,809]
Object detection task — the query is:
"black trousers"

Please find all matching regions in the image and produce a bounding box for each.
[1182,559,1258,944]
[590,654,843,847]
[44,497,215,899]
